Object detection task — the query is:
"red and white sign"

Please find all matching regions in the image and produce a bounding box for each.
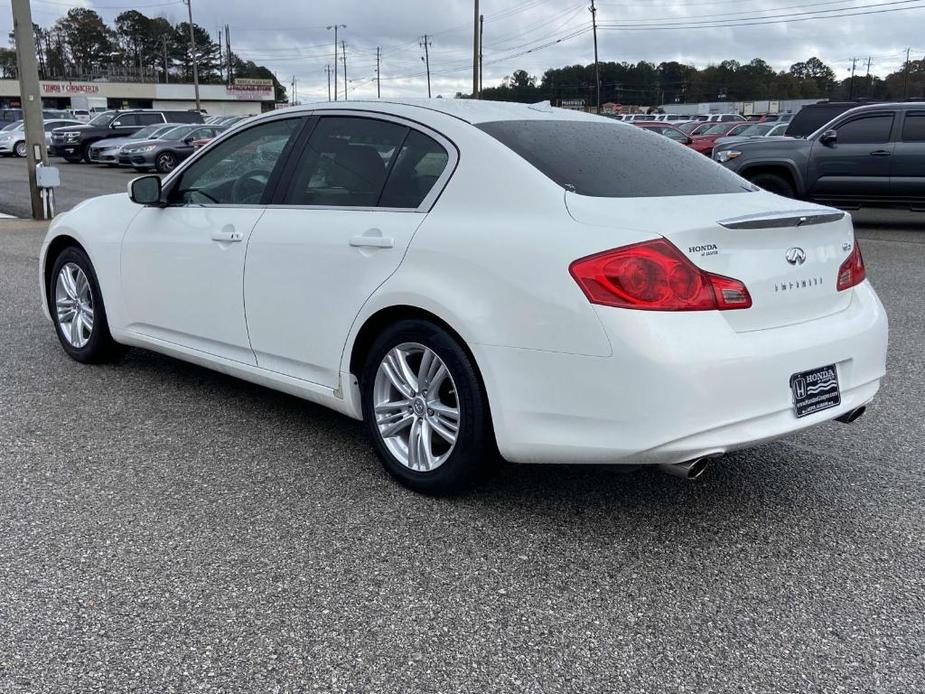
[41,82,101,95]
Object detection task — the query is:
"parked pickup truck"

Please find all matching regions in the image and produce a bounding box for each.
[713,102,925,209]
[49,109,203,163]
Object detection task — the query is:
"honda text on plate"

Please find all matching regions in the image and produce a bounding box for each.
[39,100,888,493]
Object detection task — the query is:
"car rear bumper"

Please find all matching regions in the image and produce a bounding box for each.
[475,281,888,465]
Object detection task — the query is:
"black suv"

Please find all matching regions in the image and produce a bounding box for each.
[713,102,925,209]
[50,109,204,163]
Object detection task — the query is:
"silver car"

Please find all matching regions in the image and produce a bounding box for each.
[0,119,83,157]
[87,123,184,165]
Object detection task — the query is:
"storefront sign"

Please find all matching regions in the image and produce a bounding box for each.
[41,82,101,95]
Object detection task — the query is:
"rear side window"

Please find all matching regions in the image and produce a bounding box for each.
[379,130,449,208]
[477,120,752,198]
[284,116,408,207]
[137,113,164,125]
[901,113,925,142]
[835,114,893,144]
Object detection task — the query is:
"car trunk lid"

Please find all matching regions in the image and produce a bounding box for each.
[565,192,855,332]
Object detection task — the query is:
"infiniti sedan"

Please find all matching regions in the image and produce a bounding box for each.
[39,100,888,494]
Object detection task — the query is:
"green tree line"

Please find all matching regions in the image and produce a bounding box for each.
[0,8,286,102]
[480,56,925,107]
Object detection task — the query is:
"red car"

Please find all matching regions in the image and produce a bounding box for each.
[633,121,695,147]
[687,122,746,155]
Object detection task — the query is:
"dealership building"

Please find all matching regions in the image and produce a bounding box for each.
[0,78,276,116]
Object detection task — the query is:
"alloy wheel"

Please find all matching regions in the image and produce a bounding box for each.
[373,342,461,472]
[54,262,94,348]
[14,141,26,158]
[157,153,176,172]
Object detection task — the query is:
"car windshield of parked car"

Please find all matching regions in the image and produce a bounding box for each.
[477,120,752,198]
[88,111,117,127]
[678,121,700,133]
[0,121,20,132]
[158,125,198,141]
[738,124,774,136]
[128,124,166,140]
[701,124,731,135]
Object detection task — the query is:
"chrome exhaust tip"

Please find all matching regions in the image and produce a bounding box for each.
[835,406,866,424]
[658,457,712,480]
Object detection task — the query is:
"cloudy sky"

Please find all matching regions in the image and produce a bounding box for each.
[6,0,925,100]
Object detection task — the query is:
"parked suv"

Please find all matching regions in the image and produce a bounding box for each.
[713,102,925,209]
[49,109,204,162]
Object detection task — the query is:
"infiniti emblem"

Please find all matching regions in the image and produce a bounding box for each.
[785,247,807,266]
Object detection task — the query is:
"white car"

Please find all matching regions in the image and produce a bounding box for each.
[39,100,888,493]
[0,118,83,157]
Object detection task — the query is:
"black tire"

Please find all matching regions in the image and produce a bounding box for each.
[63,154,81,164]
[134,167,151,173]
[155,151,177,174]
[48,246,125,364]
[748,171,796,198]
[360,319,494,495]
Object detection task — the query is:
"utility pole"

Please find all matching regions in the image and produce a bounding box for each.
[327,24,345,101]
[225,24,232,84]
[162,35,169,84]
[421,34,432,98]
[325,64,333,101]
[865,56,871,98]
[902,47,911,99]
[376,47,381,99]
[182,0,201,111]
[590,0,601,114]
[479,14,484,96]
[11,0,48,219]
[290,75,296,105]
[216,23,223,81]
[341,40,348,100]
[472,0,480,98]
[848,57,857,100]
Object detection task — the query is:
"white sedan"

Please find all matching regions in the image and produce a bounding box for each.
[39,100,888,494]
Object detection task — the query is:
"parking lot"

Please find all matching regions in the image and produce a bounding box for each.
[1,163,924,691]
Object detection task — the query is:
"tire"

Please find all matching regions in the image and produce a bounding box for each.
[134,167,151,173]
[48,246,125,364]
[14,141,26,158]
[748,171,796,198]
[360,319,494,495]
[63,155,81,164]
[155,151,177,174]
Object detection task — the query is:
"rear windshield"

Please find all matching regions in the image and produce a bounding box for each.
[477,120,752,198]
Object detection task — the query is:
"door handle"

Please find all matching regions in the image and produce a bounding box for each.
[869,149,892,157]
[350,234,394,249]
[211,228,243,243]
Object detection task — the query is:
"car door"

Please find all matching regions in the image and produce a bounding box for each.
[244,114,456,387]
[807,111,895,199]
[120,116,304,364]
[890,111,925,202]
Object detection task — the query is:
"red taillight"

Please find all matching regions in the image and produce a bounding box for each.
[569,238,752,311]
[836,240,865,291]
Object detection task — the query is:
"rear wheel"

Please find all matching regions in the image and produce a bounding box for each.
[49,246,125,364]
[360,319,494,495]
[747,171,796,198]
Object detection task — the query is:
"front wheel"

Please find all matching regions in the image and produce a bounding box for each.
[748,172,796,198]
[360,319,494,495]
[49,246,125,364]
[155,151,177,174]
[14,141,26,158]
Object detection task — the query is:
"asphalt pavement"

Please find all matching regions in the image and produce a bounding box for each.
[0,189,924,691]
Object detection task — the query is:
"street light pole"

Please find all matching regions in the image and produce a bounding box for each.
[183,0,201,111]
[590,0,601,114]
[11,0,49,219]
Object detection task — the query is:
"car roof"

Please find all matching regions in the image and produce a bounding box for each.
[285,99,606,125]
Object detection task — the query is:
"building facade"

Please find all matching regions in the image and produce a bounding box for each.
[0,78,276,116]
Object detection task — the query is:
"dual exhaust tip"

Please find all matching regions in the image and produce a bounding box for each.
[658,406,867,481]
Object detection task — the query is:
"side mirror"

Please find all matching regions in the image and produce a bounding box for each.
[129,175,163,205]
[820,129,837,145]
[183,136,194,145]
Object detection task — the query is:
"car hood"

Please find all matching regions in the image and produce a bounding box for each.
[92,136,135,149]
[714,136,810,153]
[713,135,796,147]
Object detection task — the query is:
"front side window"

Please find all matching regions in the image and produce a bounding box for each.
[477,120,752,198]
[284,117,408,207]
[660,128,688,142]
[834,114,894,144]
[170,118,301,205]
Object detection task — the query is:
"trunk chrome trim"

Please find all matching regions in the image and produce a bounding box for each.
[717,209,846,230]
